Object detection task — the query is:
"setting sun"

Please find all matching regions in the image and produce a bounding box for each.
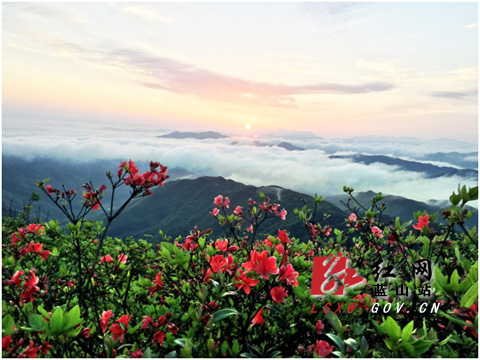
[245,124,251,130]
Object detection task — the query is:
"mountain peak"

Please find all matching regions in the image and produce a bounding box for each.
[157,131,228,140]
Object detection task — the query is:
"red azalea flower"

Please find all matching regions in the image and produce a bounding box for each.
[100,310,113,333]
[314,340,334,358]
[20,242,50,260]
[234,270,260,295]
[142,316,155,329]
[130,349,143,358]
[251,308,265,326]
[264,236,274,247]
[371,226,383,238]
[214,195,223,206]
[234,206,243,216]
[324,226,332,237]
[215,239,228,251]
[110,315,131,343]
[152,330,166,345]
[279,264,299,286]
[11,233,21,246]
[353,294,375,310]
[18,340,41,358]
[210,255,225,272]
[2,335,13,351]
[157,315,168,327]
[8,270,25,287]
[278,208,287,220]
[276,244,285,256]
[208,254,235,276]
[100,255,114,263]
[278,229,291,245]
[243,250,279,280]
[116,315,133,327]
[26,224,45,235]
[316,320,325,335]
[309,224,321,238]
[167,322,178,334]
[118,253,128,264]
[40,342,51,356]
[413,214,429,231]
[213,195,230,208]
[270,286,288,303]
[20,270,40,303]
[110,323,126,343]
[80,327,91,338]
[148,272,164,293]
[387,233,396,244]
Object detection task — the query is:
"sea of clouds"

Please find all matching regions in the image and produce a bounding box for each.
[3,123,477,203]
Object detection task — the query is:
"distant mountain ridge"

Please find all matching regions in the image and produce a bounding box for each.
[329,154,478,178]
[3,155,476,243]
[106,176,349,241]
[327,191,477,229]
[158,131,228,139]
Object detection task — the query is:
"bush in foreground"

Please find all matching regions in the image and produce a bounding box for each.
[2,160,478,358]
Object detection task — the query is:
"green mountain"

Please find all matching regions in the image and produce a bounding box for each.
[327,191,478,229]
[106,176,349,241]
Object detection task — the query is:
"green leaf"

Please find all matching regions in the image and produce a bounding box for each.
[174,339,186,348]
[325,310,345,334]
[344,338,358,351]
[50,307,64,335]
[432,266,448,293]
[381,317,401,342]
[29,314,46,332]
[468,186,478,201]
[60,263,68,277]
[221,340,229,354]
[326,333,345,353]
[2,314,15,336]
[240,353,258,358]
[460,281,478,308]
[212,309,240,323]
[448,270,461,292]
[359,336,368,357]
[179,339,193,357]
[401,321,414,344]
[230,340,241,357]
[64,305,82,332]
[143,348,153,358]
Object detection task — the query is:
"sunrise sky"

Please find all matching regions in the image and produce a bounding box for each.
[2,2,478,141]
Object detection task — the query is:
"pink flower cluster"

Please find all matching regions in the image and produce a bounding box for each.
[119,160,169,196]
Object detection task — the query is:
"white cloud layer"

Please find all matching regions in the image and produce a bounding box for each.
[3,129,477,203]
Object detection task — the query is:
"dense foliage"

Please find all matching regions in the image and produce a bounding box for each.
[2,160,478,358]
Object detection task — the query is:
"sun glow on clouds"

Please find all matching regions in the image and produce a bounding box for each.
[1,2,478,141]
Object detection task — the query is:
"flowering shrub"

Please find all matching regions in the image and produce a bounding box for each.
[1,162,478,358]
